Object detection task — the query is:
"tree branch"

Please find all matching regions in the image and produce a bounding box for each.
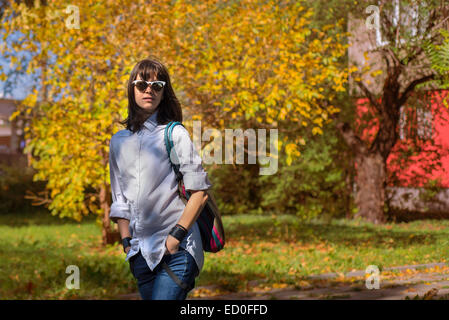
[355,80,381,113]
[398,74,435,107]
[335,120,367,156]
[316,99,367,155]
[400,8,449,65]
[382,47,401,67]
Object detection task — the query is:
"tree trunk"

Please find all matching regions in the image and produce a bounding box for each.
[99,136,120,246]
[100,183,120,246]
[354,152,386,224]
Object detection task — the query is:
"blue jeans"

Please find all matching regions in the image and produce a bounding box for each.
[129,248,199,300]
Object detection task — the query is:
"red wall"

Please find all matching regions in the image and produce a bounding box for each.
[356,90,449,188]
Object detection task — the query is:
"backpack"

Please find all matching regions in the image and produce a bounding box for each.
[164,121,225,253]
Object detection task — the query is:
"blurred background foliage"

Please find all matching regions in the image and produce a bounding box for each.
[0,0,353,228]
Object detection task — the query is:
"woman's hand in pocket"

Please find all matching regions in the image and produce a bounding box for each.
[165,234,180,255]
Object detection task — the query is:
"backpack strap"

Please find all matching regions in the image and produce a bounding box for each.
[164,121,184,182]
[161,261,192,291]
[164,121,191,201]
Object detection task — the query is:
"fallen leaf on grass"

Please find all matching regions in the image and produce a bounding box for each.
[423,288,439,300]
[190,287,224,298]
[298,280,312,289]
[272,283,289,289]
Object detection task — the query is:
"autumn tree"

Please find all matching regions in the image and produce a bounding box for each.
[1,0,178,244]
[169,0,348,165]
[2,0,350,241]
[327,0,449,223]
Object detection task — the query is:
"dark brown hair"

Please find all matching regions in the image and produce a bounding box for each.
[120,57,182,133]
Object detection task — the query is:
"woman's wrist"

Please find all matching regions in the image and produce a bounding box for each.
[175,223,187,232]
[169,224,188,242]
[122,237,132,253]
[165,234,181,254]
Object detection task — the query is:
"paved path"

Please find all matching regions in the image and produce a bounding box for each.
[117,262,449,300]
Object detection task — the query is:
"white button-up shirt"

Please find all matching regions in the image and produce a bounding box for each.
[108,109,212,272]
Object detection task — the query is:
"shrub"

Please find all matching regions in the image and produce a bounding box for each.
[258,130,351,220]
[207,162,263,216]
[0,163,47,214]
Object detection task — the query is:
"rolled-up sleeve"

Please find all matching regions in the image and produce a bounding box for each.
[109,140,132,223]
[172,125,213,192]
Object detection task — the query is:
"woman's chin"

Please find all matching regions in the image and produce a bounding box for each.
[138,103,156,111]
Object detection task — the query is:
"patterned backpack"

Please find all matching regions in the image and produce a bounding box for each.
[164,121,225,253]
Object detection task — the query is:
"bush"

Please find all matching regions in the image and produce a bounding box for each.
[207,162,263,216]
[259,130,351,220]
[205,124,354,219]
[0,163,47,214]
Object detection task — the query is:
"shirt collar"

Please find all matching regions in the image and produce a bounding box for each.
[143,109,159,132]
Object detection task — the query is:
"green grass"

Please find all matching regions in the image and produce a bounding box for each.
[2,211,449,299]
[198,215,449,294]
[0,210,133,299]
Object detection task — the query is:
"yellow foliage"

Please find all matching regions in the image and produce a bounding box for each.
[2,0,348,220]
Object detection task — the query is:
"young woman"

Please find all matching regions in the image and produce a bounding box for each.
[108,57,212,300]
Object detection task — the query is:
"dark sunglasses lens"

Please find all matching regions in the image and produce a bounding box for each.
[152,82,164,91]
[135,81,148,92]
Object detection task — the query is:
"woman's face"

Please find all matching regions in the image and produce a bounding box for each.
[134,74,164,113]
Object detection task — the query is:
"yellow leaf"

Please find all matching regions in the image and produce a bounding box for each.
[363,51,370,61]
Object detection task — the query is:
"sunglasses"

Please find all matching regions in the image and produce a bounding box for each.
[132,80,166,92]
